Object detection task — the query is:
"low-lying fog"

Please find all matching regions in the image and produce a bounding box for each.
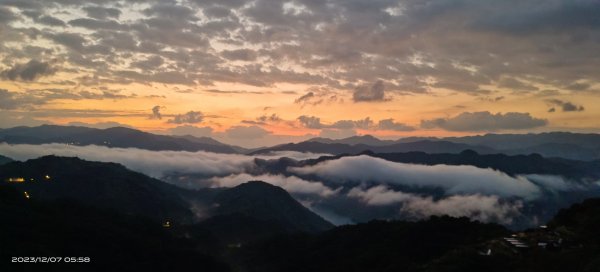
[2,143,599,228]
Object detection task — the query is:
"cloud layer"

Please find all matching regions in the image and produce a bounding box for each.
[290,155,541,199]
[1,143,597,227]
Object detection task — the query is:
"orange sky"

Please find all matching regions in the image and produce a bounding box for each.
[0,1,599,147]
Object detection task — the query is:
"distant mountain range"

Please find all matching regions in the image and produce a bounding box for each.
[0,125,244,153]
[253,150,600,180]
[2,125,600,160]
[0,156,332,233]
[256,133,600,160]
[251,140,497,156]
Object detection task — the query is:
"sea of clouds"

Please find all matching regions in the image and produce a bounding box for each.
[1,143,598,227]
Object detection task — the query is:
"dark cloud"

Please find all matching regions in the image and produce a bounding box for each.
[294,87,341,107]
[68,18,124,30]
[353,80,386,102]
[0,89,41,109]
[167,111,204,124]
[545,99,585,112]
[564,82,590,91]
[35,15,66,27]
[0,0,599,98]
[82,6,121,20]
[330,118,373,130]
[220,49,258,61]
[298,115,415,132]
[0,6,17,23]
[294,92,315,103]
[1,60,55,81]
[202,5,232,18]
[257,114,282,123]
[497,77,539,91]
[297,115,324,129]
[149,105,162,120]
[377,119,415,131]
[421,111,548,132]
[143,3,196,20]
[47,32,87,52]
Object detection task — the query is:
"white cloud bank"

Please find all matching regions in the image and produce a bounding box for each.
[206,173,339,197]
[290,155,542,199]
[0,143,330,178]
[348,185,522,224]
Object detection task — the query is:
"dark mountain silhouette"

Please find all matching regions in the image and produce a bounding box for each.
[250,140,496,156]
[308,135,395,146]
[172,134,251,153]
[2,155,600,271]
[0,156,194,223]
[0,185,229,272]
[0,154,12,165]
[0,125,239,153]
[502,143,600,161]
[238,196,600,272]
[302,132,600,160]
[402,132,600,160]
[0,156,333,234]
[212,181,333,233]
[423,197,600,272]
[238,216,508,272]
[442,132,600,150]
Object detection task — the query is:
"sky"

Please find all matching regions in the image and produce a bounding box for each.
[0,0,599,147]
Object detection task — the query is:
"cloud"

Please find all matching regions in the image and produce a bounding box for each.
[348,185,414,206]
[348,185,522,224]
[420,111,548,131]
[256,114,282,123]
[294,92,315,104]
[297,115,324,129]
[0,6,17,23]
[0,143,254,178]
[149,105,162,120]
[253,151,333,161]
[353,80,387,102]
[545,99,585,112]
[35,15,66,27]
[1,60,56,81]
[289,155,541,199]
[294,87,340,107]
[169,125,213,137]
[206,173,339,197]
[330,118,373,130]
[0,113,50,128]
[0,143,326,180]
[377,119,415,131]
[224,125,270,139]
[221,49,258,61]
[1,143,596,227]
[400,194,522,225]
[0,0,599,95]
[167,111,204,124]
[83,6,121,20]
[498,77,539,91]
